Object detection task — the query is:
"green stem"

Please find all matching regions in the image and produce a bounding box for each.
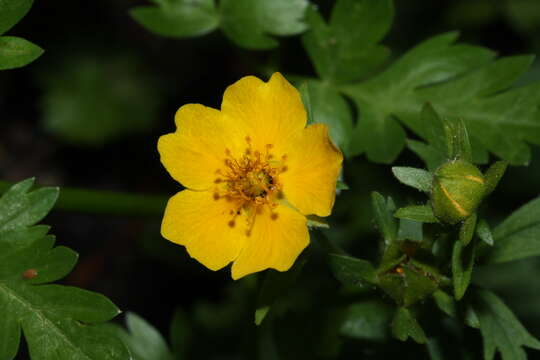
[0,181,168,217]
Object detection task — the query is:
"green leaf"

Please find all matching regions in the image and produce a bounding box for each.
[483,160,508,196]
[445,118,473,163]
[0,0,32,35]
[340,301,393,341]
[306,215,329,229]
[452,239,476,300]
[485,197,540,263]
[299,80,353,155]
[407,139,448,172]
[169,308,191,359]
[0,179,128,360]
[371,192,398,244]
[392,167,433,192]
[0,36,43,70]
[328,254,377,286]
[342,31,540,165]
[397,219,423,242]
[302,0,393,83]
[433,290,457,317]
[129,0,219,38]
[0,178,58,232]
[459,213,477,246]
[391,307,426,344]
[394,205,438,223]
[476,219,494,246]
[420,103,448,156]
[118,312,174,360]
[474,289,540,360]
[220,0,308,49]
[255,257,306,325]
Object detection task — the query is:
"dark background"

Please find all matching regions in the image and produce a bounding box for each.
[5,0,540,358]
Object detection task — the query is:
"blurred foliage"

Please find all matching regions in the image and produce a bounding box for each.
[2,0,540,359]
[38,54,160,147]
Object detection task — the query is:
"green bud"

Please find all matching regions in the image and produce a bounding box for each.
[431,160,485,224]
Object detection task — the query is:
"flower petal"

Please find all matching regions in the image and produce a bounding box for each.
[161,190,247,271]
[280,123,343,217]
[157,104,244,190]
[221,72,307,152]
[231,204,309,280]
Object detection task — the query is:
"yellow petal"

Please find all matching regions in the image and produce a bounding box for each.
[221,72,307,152]
[231,204,309,280]
[280,123,343,217]
[161,190,247,271]
[157,104,244,190]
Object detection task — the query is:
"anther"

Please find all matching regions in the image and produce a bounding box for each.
[271,213,278,220]
[213,193,220,200]
[214,178,222,184]
[281,166,288,173]
[228,220,236,228]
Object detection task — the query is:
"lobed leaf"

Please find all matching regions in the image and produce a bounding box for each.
[341,32,540,165]
[484,196,540,263]
[220,0,307,49]
[302,0,393,84]
[474,289,540,360]
[0,180,128,360]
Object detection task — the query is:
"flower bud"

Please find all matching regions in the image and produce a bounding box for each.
[431,160,485,224]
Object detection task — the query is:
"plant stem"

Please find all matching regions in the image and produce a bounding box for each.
[0,181,168,217]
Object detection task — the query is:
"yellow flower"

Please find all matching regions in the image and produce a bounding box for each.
[157,73,343,279]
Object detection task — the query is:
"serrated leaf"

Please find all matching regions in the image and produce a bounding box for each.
[340,301,393,341]
[452,239,476,300]
[129,0,219,38]
[474,289,540,360]
[371,192,398,244]
[342,32,540,165]
[476,219,494,246]
[328,254,377,287]
[0,179,128,360]
[0,36,43,70]
[459,213,477,246]
[394,205,438,223]
[299,80,353,155]
[0,0,32,35]
[302,0,393,84]
[392,167,433,192]
[117,312,173,360]
[392,307,426,344]
[220,0,308,50]
[0,179,58,233]
[485,197,540,263]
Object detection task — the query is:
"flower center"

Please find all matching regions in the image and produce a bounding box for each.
[213,136,288,235]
